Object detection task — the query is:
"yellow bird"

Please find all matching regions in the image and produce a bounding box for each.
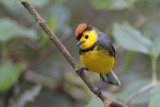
[75,23,121,91]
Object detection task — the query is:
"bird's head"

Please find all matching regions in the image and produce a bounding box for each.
[75,23,98,49]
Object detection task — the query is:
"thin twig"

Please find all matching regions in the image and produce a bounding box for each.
[19,0,126,106]
[125,83,152,105]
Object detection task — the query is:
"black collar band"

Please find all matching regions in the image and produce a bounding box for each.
[79,42,98,54]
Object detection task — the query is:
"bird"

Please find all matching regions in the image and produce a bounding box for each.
[75,23,121,92]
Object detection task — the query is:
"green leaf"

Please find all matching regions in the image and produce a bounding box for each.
[103,92,118,100]
[0,63,23,92]
[113,22,152,54]
[47,14,57,33]
[11,85,42,107]
[149,82,160,107]
[46,5,71,36]
[0,18,37,42]
[85,97,103,107]
[150,37,160,58]
[89,0,109,10]
[43,14,56,37]
[41,14,57,45]
[119,79,151,105]
[89,0,138,10]
[149,89,160,107]
[150,82,160,96]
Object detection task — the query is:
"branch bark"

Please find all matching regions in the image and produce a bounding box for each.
[19,0,126,106]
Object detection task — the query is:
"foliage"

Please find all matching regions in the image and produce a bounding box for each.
[41,14,57,45]
[150,37,160,58]
[0,18,37,42]
[149,83,160,107]
[89,0,138,10]
[85,92,118,107]
[119,79,151,105]
[113,22,152,54]
[0,63,22,92]
[113,22,160,58]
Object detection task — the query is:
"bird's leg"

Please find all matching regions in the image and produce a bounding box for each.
[97,74,102,96]
[77,67,88,75]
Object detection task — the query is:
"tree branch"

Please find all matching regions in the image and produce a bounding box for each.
[19,0,126,106]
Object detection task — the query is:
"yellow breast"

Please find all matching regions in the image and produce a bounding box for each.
[80,46,115,74]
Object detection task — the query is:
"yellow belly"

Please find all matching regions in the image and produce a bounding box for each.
[80,46,115,74]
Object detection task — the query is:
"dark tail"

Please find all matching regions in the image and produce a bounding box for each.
[102,70,121,86]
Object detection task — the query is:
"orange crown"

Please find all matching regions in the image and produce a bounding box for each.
[75,23,87,37]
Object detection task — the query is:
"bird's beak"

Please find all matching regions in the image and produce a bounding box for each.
[76,41,85,47]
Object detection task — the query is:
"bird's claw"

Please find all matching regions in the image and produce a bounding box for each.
[97,88,101,96]
[77,68,87,75]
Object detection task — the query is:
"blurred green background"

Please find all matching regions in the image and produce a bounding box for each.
[0,0,160,107]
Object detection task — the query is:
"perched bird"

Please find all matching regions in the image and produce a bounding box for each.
[75,23,121,91]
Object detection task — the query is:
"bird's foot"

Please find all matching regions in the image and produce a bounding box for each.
[77,67,88,75]
[97,88,101,96]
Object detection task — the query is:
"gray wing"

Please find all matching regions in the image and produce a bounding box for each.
[94,27,115,57]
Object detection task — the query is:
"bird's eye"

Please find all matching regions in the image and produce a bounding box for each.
[85,35,89,39]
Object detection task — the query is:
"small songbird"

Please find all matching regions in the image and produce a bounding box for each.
[75,23,121,91]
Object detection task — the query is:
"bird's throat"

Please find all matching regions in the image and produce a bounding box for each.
[80,30,98,49]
